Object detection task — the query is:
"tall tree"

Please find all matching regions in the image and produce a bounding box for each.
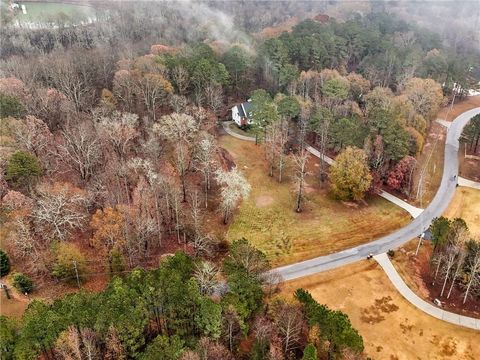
[215,169,251,224]
[330,147,372,201]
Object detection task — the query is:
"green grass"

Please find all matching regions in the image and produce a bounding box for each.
[220,135,411,266]
[15,2,96,23]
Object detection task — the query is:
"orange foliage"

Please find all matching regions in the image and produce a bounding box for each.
[90,207,126,253]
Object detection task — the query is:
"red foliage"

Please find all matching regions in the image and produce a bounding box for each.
[386,156,416,192]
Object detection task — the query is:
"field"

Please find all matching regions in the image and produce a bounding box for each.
[14,2,96,23]
[443,187,480,238]
[281,261,480,359]
[219,134,410,266]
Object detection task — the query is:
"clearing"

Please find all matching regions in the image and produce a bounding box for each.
[219,134,410,266]
[281,261,480,359]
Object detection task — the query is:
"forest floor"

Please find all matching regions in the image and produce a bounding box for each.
[459,143,480,182]
[218,134,410,266]
[280,261,480,360]
[391,186,480,319]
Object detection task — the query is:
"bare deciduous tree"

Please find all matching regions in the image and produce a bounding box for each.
[95,111,139,161]
[59,122,102,182]
[194,261,219,295]
[215,168,251,224]
[154,113,199,202]
[194,133,218,207]
[274,302,304,355]
[292,148,309,213]
[463,245,480,304]
[33,182,89,241]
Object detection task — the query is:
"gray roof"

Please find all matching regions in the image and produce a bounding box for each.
[240,101,253,119]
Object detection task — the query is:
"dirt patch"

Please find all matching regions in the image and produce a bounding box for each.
[0,285,29,319]
[361,296,399,324]
[218,147,236,171]
[255,195,274,207]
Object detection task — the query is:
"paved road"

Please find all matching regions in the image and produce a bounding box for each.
[274,107,480,280]
[375,253,480,330]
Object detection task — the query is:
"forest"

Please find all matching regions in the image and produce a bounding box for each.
[0,1,479,359]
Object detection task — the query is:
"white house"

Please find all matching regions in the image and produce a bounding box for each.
[231,100,253,127]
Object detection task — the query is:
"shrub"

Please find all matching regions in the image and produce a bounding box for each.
[0,93,24,118]
[51,243,87,284]
[5,151,42,187]
[12,272,34,294]
[387,249,395,258]
[0,250,10,277]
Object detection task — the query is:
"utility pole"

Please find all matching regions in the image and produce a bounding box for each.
[415,171,425,256]
[73,260,81,288]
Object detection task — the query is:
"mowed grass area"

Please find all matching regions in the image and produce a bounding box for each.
[219,134,410,266]
[444,187,480,238]
[15,2,96,23]
[281,261,480,359]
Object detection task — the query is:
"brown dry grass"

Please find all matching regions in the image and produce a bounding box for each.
[281,261,480,359]
[219,134,410,266]
[443,187,480,238]
[437,96,480,121]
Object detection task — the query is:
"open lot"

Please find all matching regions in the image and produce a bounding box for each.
[281,261,480,359]
[219,134,410,266]
[443,187,480,238]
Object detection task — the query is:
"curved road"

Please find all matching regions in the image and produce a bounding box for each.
[274,107,480,280]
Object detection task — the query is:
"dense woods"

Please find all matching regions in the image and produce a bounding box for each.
[0,244,364,360]
[0,1,479,359]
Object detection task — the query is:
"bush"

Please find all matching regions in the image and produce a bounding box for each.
[12,272,34,294]
[387,249,395,258]
[51,243,87,284]
[5,151,42,187]
[0,250,10,277]
[0,93,24,118]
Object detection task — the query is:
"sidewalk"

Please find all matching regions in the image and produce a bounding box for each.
[374,253,480,331]
[458,176,480,190]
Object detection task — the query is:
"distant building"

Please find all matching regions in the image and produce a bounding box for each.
[231,100,253,127]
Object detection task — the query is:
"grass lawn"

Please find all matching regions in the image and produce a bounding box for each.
[280,261,480,359]
[15,2,95,23]
[219,134,410,266]
[226,122,259,137]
